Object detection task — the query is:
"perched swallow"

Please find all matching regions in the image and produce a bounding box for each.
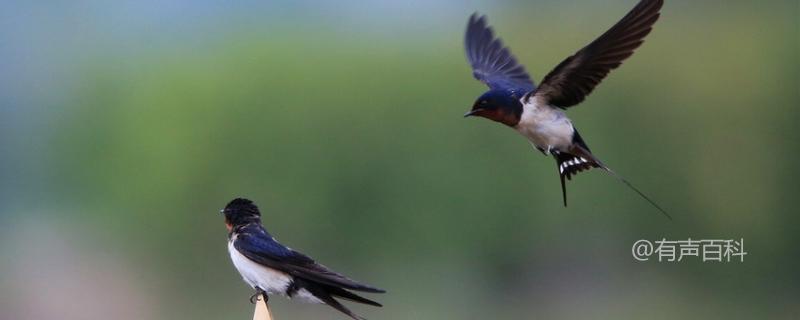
[464,0,671,218]
[222,198,385,320]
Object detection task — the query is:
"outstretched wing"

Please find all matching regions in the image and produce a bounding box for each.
[234,228,385,293]
[465,13,535,92]
[532,0,663,109]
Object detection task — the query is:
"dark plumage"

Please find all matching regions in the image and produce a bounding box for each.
[465,13,535,93]
[463,0,671,219]
[223,198,384,320]
[531,0,664,108]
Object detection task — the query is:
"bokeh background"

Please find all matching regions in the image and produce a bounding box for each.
[1,0,798,319]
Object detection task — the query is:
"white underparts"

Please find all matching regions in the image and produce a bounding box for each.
[228,240,292,294]
[294,288,323,304]
[228,240,323,304]
[515,96,575,152]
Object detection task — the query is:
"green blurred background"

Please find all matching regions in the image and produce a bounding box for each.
[1,0,798,319]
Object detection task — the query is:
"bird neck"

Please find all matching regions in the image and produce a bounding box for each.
[483,90,523,126]
[486,101,523,127]
[228,219,262,234]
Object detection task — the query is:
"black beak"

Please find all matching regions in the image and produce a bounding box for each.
[464,109,482,117]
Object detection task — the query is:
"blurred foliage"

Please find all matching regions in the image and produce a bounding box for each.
[1,0,798,319]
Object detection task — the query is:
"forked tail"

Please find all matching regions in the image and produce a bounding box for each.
[553,149,602,206]
[602,166,672,220]
[554,143,672,220]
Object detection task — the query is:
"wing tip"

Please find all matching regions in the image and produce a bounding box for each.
[469,12,485,23]
[352,285,386,294]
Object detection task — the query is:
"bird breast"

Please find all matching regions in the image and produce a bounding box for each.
[515,98,574,150]
[227,240,292,295]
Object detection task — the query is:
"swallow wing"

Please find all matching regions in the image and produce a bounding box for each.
[532,0,663,109]
[234,230,385,293]
[465,13,535,92]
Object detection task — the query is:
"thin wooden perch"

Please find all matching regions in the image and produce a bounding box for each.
[252,296,274,320]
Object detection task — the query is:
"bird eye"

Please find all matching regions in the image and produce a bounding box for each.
[480,100,488,105]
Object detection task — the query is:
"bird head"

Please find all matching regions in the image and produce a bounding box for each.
[464,90,523,126]
[221,198,261,231]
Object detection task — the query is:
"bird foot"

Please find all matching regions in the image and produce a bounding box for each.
[250,288,268,304]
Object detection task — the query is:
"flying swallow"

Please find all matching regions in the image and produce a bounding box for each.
[463,0,671,218]
[222,198,385,320]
